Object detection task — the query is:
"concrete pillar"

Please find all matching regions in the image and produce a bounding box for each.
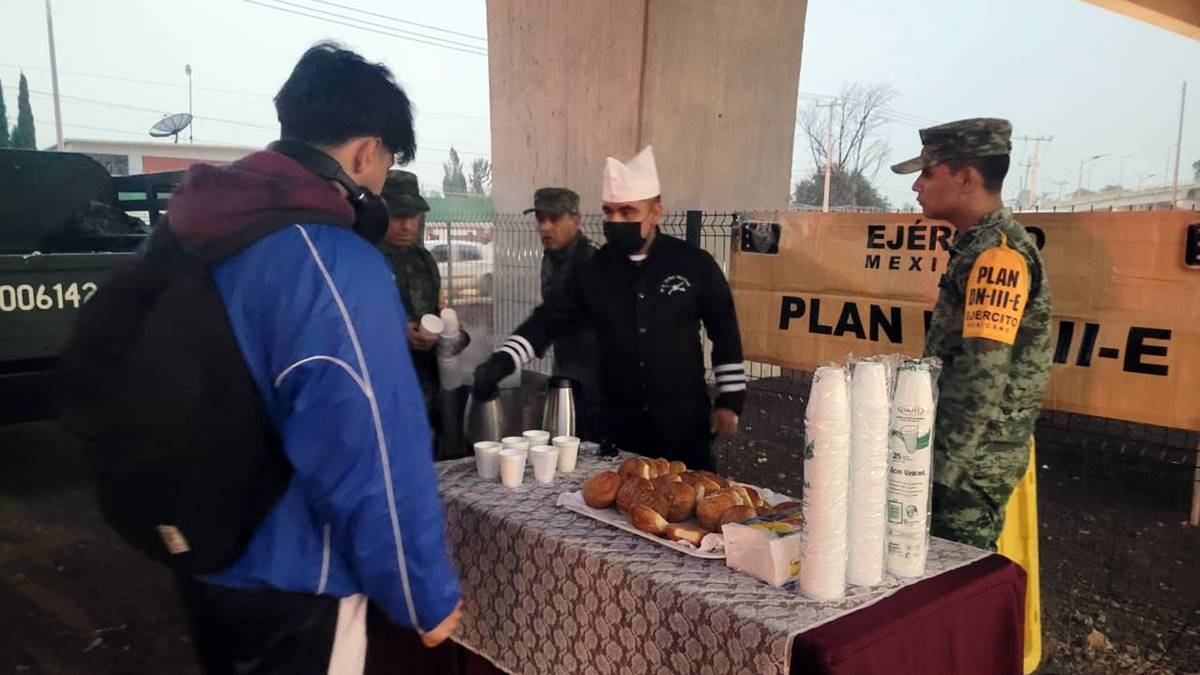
[485,0,808,213]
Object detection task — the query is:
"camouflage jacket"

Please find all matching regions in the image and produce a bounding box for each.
[378,243,441,398]
[379,243,441,321]
[541,233,600,393]
[924,208,1052,549]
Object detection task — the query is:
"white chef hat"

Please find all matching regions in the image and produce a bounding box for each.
[602,145,660,203]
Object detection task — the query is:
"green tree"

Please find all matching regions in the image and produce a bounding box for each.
[0,79,10,148]
[792,167,891,210]
[468,157,491,196]
[10,73,36,150]
[442,147,468,196]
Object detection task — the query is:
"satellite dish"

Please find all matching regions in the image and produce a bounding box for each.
[149,113,193,143]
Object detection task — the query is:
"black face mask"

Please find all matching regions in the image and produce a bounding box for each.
[603,221,647,256]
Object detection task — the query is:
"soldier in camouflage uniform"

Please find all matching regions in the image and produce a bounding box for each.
[526,187,601,438]
[378,170,443,431]
[893,118,1053,550]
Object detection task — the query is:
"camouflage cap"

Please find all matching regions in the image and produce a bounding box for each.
[381,169,430,215]
[523,187,580,216]
[891,118,1013,174]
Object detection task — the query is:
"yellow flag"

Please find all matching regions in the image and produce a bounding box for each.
[963,232,1029,345]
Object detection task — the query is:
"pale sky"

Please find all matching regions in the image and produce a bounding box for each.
[1,0,1197,208]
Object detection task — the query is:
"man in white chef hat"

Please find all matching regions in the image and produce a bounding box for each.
[474,146,746,471]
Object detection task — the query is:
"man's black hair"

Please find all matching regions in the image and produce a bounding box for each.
[944,155,1010,193]
[275,42,416,164]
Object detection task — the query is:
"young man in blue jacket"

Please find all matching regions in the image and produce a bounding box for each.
[165,43,462,672]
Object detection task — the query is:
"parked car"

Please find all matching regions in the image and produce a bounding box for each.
[427,240,494,300]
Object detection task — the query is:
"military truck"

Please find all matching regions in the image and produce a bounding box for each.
[0,149,181,423]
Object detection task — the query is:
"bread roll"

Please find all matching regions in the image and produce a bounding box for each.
[755,503,773,516]
[664,523,709,547]
[740,486,765,509]
[659,481,698,522]
[582,471,622,509]
[618,457,652,480]
[668,460,687,474]
[616,477,655,513]
[772,500,802,513]
[693,475,722,499]
[652,473,682,491]
[630,504,669,536]
[633,490,671,519]
[696,491,740,531]
[698,471,730,489]
[719,505,757,527]
[730,486,752,507]
[652,458,671,476]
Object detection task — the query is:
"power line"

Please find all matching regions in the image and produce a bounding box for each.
[303,0,486,42]
[31,88,491,158]
[260,0,487,52]
[243,0,488,56]
[4,62,490,121]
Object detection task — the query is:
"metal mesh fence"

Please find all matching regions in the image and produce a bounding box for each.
[423,209,1200,670]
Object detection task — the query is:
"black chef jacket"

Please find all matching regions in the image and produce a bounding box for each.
[499,229,745,469]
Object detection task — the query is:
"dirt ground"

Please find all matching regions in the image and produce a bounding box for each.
[2,396,1197,674]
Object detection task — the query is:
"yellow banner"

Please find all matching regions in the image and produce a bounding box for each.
[730,211,1200,431]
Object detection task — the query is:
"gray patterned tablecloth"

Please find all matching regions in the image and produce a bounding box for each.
[438,454,989,675]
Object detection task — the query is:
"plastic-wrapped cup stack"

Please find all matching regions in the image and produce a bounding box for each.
[886,361,936,578]
[846,360,891,587]
[800,365,852,600]
[436,308,465,390]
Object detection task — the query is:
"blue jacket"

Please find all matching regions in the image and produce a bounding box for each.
[203,222,461,632]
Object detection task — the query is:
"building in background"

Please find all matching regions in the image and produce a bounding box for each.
[47,138,258,175]
[1042,182,1200,211]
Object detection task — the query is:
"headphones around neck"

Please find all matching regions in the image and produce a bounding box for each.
[268,139,390,245]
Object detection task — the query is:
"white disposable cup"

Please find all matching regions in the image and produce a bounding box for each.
[501,436,531,452]
[529,445,560,484]
[499,447,528,488]
[552,435,580,473]
[523,429,551,447]
[419,314,444,340]
[806,366,851,422]
[439,307,459,335]
[851,361,890,408]
[473,441,502,480]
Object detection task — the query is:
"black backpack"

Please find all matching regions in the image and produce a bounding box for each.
[58,225,293,574]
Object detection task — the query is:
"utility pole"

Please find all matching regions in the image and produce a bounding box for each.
[185,64,194,144]
[1078,154,1108,192]
[1117,154,1132,189]
[1054,179,1069,200]
[819,99,838,213]
[1017,135,1052,209]
[44,0,64,150]
[1172,81,1186,209]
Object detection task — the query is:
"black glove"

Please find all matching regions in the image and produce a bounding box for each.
[471,352,515,401]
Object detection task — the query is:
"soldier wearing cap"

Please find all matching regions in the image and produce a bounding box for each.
[893,118,1053,549]
[378,170,443,428]
[473,147,745,470]
[525,187,601,437]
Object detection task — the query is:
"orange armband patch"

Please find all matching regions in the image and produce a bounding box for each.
[963,232,1029,345]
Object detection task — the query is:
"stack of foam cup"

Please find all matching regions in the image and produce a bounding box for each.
[552,435,580,473]
[845,361,891,587]
[473,441,502,480]
[886,360,936,578]
[529,445,560,484]
[800,365,852,600]
[436,308,465,390]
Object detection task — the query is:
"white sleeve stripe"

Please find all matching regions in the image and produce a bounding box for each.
[714,363,745,374]
[509,334,535,361]
[503,337,532,363]
[715,375,747,384]
[294,225,423,631]
[499,346,524,369]
[718,382,748,393]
